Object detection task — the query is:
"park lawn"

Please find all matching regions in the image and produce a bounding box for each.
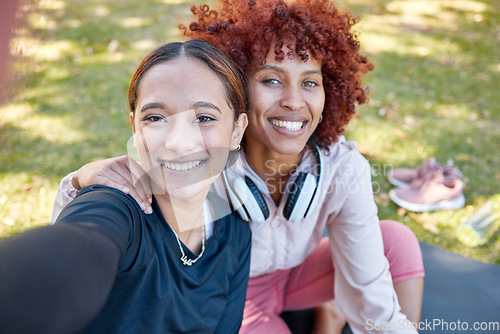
[1,0,499,263]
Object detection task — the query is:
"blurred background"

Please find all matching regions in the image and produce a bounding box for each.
[0,0,499,263]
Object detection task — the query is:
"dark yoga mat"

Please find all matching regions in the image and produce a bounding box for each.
[419,242,500,334]
[282,242,500,333]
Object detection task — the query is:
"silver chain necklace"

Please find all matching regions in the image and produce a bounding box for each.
[171,214,205,266]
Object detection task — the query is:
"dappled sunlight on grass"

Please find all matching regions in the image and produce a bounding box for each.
[11,36,40,58]
[1,104,88,144]
[384,0,488,30]
[160,0,191,4]
[93,5,110,17]
[39,0,65,10]
[0,173,59,239]
[120,17,149,28]
[433,103,482,121]
[32,39,79,62]
[28,11,58,30]
[132,39,159,52]
[360,30,461,57]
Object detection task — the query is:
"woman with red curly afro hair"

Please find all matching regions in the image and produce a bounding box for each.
[53,0,424,333]
[179,0,424,333]
[182,0,373,147]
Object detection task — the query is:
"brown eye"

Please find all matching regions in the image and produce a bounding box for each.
[144,115,164,122]
[262,78,281,85]
[195,115,215,123]
[303,80,319,87]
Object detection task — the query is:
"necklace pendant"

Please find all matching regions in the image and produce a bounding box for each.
[180,255,193,266]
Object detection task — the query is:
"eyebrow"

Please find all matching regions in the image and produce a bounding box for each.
[257,65,285,74]
[140,102,165,113]
[256,65,322,76]
[192,101,221,114]
[139,101,221,113]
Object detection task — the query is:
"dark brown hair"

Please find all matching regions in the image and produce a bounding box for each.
[128,39,245,120]
[180,0,374,145]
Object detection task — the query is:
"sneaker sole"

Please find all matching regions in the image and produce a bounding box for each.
[389,189,465,212]
[387,174,411,188]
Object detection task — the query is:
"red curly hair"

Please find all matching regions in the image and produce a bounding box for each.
[180,0,373,145]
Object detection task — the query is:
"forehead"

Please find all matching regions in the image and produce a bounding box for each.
[137,57,227,104]
[258,46,322,72]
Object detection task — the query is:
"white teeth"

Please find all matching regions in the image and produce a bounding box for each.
[162,160,202,171]
[270,120,304,131]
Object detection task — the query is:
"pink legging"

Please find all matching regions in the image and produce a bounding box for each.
[240,220,425,333]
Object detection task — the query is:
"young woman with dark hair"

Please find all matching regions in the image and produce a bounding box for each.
[0,39,250,334]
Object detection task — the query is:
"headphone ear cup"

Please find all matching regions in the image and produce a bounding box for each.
[232,176,269,223]
[283,172,317,222]
[222,171,250,221]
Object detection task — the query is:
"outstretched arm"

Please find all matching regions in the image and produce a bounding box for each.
[51,155,152,224]
[0,223,123,334]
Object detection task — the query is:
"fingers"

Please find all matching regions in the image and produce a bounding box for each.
[126,157,152,201]
[128,167,153,215]
[108,157,153,214]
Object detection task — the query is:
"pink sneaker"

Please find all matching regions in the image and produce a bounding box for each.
[389,167,465,212]
[388,157,463,188]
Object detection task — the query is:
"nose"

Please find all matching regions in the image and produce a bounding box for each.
[164,111,204,155]
[280,84,305,111]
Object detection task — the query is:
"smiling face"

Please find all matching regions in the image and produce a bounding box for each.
[131,56,246,200]
[245,48,325,156]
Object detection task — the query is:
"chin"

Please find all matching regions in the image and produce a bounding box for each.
[163,175,217,201]
[270,137,309,155]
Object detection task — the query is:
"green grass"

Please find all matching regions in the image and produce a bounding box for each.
[1,0,499,263]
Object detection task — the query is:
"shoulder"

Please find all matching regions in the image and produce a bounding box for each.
[57,185,153,270]
[321,136,367,164]
[71,185,143,216]
[319,136,371,178]
[317,137,376,216]
[219,211,252,239]
[76,184,137,203]
[56,185,143,235]
[215,212,252,253]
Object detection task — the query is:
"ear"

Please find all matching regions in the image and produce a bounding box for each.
[230,113,248,150]
[129,112,136,133]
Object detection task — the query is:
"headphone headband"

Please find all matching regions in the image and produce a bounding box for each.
[223,145,322,223]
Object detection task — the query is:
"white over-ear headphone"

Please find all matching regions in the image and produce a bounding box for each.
[222,145,322,223]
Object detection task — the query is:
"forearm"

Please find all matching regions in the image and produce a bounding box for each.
[0,224,121,334]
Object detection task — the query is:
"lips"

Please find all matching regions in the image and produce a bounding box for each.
[269,119,305,131]
[160,159,203,171]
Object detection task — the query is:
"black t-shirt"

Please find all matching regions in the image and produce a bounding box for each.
[0,185,251,334]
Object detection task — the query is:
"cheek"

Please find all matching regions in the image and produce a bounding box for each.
[207,146,230,175]
[201,131,232,176]
[313,91,326,115]
[200,128,233,149]
[247,86,273,116]
[134,127,164,158]
[247,111,261,128]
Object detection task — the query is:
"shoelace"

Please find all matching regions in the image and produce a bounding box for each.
[414,158,463,185]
